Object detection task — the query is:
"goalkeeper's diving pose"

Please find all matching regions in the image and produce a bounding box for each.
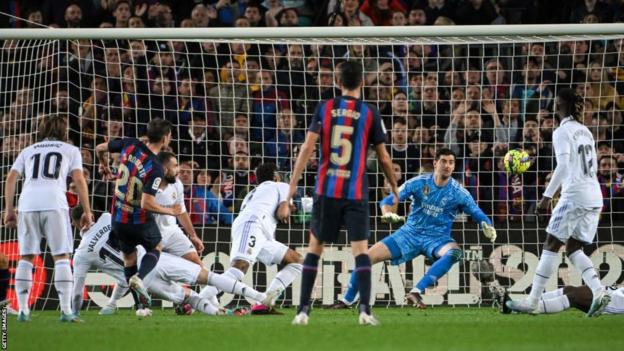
[329,148,497,309]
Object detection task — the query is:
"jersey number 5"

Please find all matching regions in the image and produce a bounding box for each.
[330,125,354,166]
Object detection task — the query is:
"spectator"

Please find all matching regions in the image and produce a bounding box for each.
[128,16,145,28]
[360,0,407,26]
[420,0,453,25]
[25,8,43,28]
[209,60,250,134]
[250,70,289,142]
[511,57,554,118]
[340,0,374,26]
[483,58,510,101]
[598,154,624,219]
[64,4,82,28]
[407,7,427,25]
[179,162,233,226]
[112,0,132,28]
[265,107,304,170]
[244,5,265,26]
[387,117,420,179]
[454,0,498,25]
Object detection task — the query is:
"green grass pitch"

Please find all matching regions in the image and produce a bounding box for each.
[8,307,623,351]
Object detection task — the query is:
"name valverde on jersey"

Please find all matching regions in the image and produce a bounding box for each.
[11,140,83,212]
[309,96,386,201]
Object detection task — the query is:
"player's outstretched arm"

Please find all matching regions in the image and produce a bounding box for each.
[141,193,182,216]
[379,194,405,224]
[288,132,318,200]
[177,211,204,253]
[95,141,114,180]
[462,194,496,243]
[538,152,569,213]
[3,170,19,228]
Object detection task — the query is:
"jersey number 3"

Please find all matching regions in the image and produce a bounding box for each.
[330,125,354,166]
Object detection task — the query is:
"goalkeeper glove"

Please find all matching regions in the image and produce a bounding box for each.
[481,222,497,243]
[381,212,405,224]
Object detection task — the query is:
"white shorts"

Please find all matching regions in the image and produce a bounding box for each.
[18,210,72,256]
[161,227,195,257]
[147,279,186,304]
[546,199,601,244]
[604,287,624,314]
[230,218,288,266]
[146,252,201,286]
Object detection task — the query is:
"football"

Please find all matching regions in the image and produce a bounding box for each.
[503,149,532,175]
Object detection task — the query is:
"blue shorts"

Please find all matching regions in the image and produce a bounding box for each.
[380,225,455,265]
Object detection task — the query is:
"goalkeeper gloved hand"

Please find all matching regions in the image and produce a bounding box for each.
[481,221,497,243]
[381,212,405,224]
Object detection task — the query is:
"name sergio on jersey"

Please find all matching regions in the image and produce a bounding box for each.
[331,108,361,120]
[87,224,112,253]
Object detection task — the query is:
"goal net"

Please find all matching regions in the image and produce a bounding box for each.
[1,26,623,310]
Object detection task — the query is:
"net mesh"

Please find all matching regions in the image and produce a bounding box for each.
[1,33,623,310]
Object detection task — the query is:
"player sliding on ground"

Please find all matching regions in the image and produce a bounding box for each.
[96,118,180,312]
[70,207,274,317]
[506,88,609,317]
[500,285,623,316]
[329,148,497,309]
[4,114,94,323]
[198,163,302,314]
[288,60,399,326]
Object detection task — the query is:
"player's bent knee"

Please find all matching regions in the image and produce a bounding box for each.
[446,249,463,263]
[52,253,70,261]
[283,249,303,265]
[544,235,565,252]
[231,259,250,273]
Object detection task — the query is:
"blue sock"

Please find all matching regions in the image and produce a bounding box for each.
[342,270,359,304]
[415,249,462,292]
[355,254,372,315]
[297,253,320,315]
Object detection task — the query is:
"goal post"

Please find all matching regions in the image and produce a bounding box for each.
[0,24,622,310]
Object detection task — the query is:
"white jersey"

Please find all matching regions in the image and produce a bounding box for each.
[74,213,123,265]
[154,179,187,234]
[236,181,290,237]
[11,140,82,212]
[550,117,602,207]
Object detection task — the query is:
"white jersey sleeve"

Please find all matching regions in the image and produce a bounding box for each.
[237,181,290,236]
[13,141,83,212]
[155,179,186,232]
[546,119,602,207]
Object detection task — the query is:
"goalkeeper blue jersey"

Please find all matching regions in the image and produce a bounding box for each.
[380,173,491,237]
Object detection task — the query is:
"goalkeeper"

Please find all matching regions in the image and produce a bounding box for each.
[329,148,496,309]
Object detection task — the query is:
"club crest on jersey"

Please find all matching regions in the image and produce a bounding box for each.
[422,185,430,198]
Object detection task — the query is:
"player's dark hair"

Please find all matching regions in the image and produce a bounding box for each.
[38,114,67,141]
[393,117,407,126]
[337,60,363,91]
[557,88,583,122]
[435,147,456,161]
[71,205,84,223]
[255,162,277,184]
[157,151,176,165]
[146,118,172,143]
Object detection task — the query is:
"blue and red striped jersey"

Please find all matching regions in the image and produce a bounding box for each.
[309,96,386,200]
[108,138,164,224]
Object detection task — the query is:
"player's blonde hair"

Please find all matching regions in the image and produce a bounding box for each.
[37,114,67,142]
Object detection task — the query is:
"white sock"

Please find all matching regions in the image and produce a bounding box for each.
[568,250,603,296]
[224,267,245,281]
[187,291,219,315]
[528,250,559,305]
[108,282,129,308]
[198,285,219,300]
[207,272,266,302]
[266,263,302,295]
[541,288,564,300]
[15,260,33,314]
[54,259,74,315]
[538,295,570,314]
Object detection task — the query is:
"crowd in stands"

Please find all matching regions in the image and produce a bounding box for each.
[1,0,624,225]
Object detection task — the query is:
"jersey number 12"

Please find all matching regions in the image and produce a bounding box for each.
[577,144,595,177]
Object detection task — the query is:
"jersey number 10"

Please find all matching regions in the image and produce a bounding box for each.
[31,152,63,179]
